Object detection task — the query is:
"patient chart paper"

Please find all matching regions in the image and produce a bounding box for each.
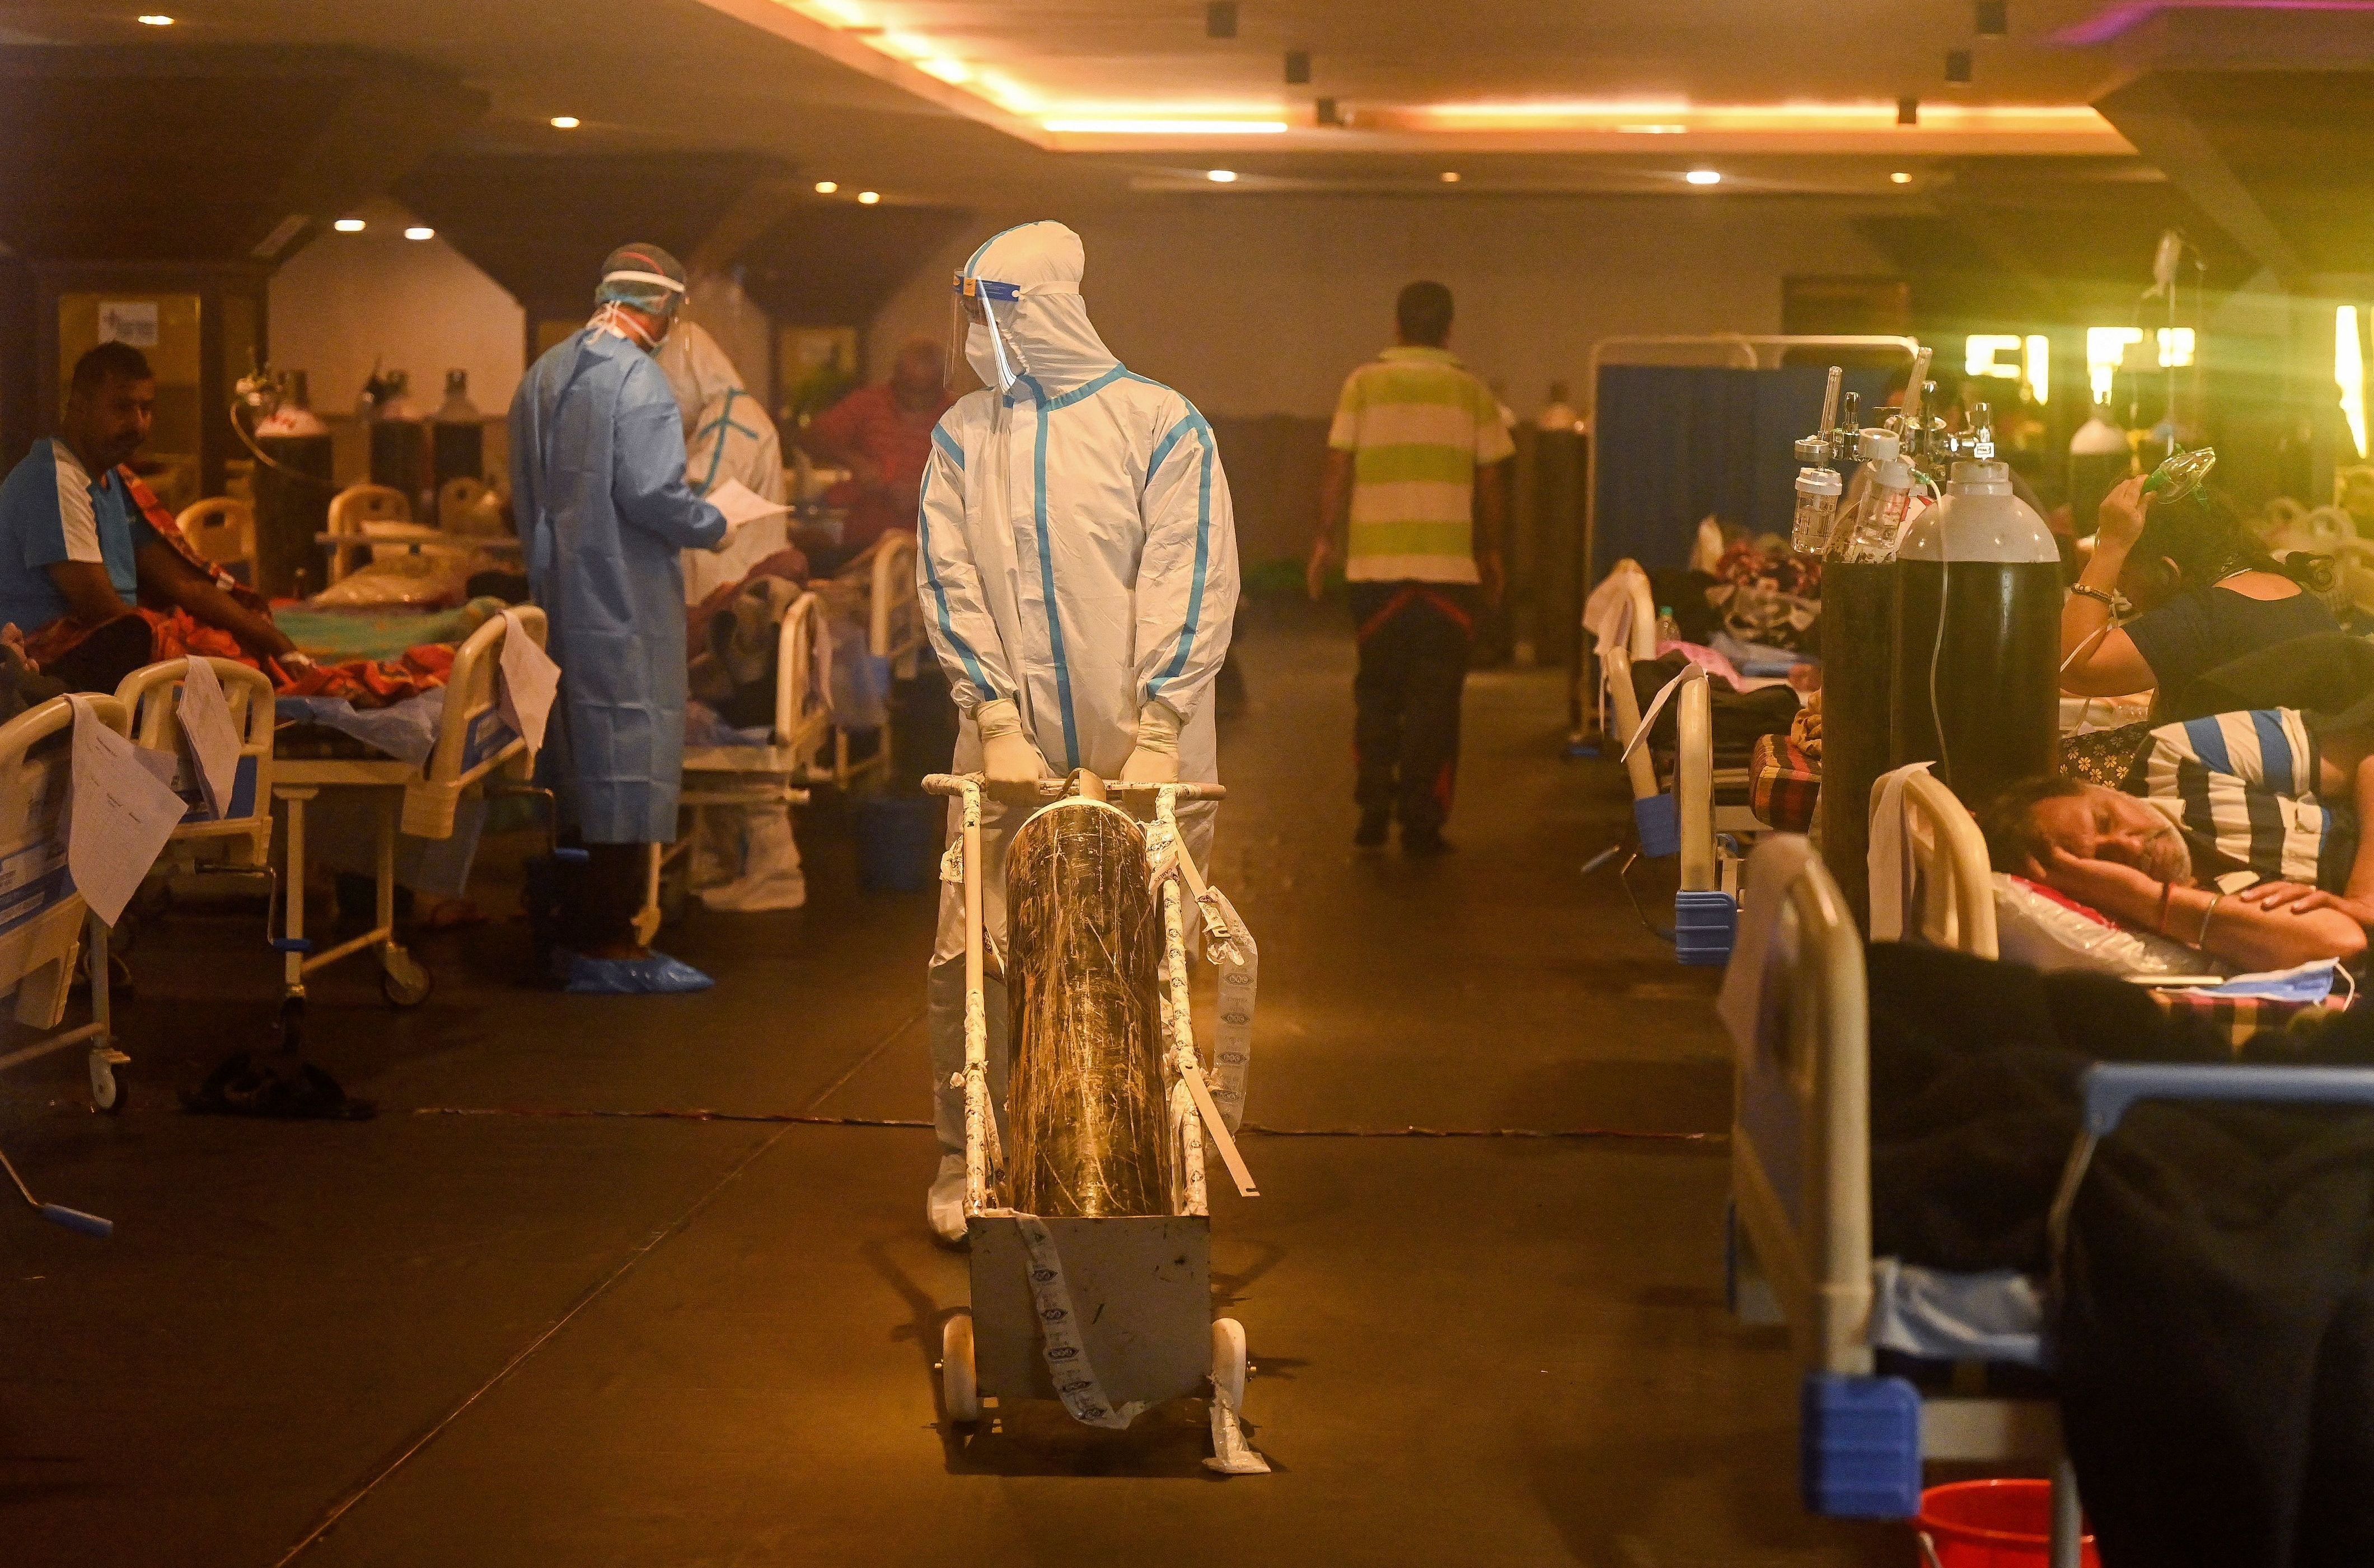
[175,656,241,820]
[65,695,184,927]
[497,609,560,758]
[705,478,793,532]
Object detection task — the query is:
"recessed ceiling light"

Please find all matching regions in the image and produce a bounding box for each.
[1684,168,1722,186]
[1042,119,1290,135]
[856,190,881,205]
[814,180,839,194]
[550,116,580,129]
[1890,170,1913,184]
[1440,170,1461,183]
[404,226,435,241]
[137,13,173,24]
[1619,124,1687,135]
[1206,169,1239,183]
[333,218,366,233]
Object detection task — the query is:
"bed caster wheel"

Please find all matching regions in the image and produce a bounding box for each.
[381,950,432,1008]
[941,1310,979,1424]
[1211,1317,1248,1412]
[88,1050,127,1115]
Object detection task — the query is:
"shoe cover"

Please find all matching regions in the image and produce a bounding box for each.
[563,951,715,994]
[927,1151,968,1245]
[696,808,807,911]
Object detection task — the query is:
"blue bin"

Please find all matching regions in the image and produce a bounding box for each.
[856,796,941,894]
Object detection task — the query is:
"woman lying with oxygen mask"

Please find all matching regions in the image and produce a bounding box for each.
[2059,448,2340,723]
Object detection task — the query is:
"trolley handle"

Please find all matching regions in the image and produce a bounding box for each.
[922,771,1226,802]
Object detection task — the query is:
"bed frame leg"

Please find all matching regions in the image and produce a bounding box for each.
[376,794,398,944]
[2048,1454,2083,1567]
[280,788,310,1000]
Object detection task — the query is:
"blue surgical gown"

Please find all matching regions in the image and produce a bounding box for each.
[509,328,727,844]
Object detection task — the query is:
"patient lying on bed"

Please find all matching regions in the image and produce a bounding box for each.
[1980,705,2374,970]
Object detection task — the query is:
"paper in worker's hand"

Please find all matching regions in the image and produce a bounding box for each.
[64,694,184,927]
[705,477,793,531]
[497,609,560,757]
[175,656,241,820]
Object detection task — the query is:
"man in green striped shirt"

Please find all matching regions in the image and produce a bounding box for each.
[1308,281,1511,853]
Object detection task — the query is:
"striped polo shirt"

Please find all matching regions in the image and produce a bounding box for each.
[1328,345,1514,584]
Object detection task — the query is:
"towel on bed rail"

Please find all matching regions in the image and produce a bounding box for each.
[1867,941,2374,1567]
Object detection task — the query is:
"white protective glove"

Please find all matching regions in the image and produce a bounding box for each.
[1118,700,1183,785]
[975,698,1049,785]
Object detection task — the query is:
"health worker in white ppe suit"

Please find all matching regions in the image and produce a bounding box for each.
[919,220,1240,1243]
[653,320,806,914]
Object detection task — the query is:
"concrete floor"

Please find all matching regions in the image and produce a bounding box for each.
[0,599,1899,1566]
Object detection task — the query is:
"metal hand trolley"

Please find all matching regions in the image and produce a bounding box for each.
[924,771,1268,1475]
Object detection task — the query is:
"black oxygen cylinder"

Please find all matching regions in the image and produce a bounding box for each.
[1890,461,2062,810]
[369,419,432,515]
[253,433,334,598]
[1818,560,1897,933]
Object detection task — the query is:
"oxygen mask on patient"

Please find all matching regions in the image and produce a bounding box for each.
[2142,446,2217,503]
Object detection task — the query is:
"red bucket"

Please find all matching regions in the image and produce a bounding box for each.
[1918,1480,2099,1568]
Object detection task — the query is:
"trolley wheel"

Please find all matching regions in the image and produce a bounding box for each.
[941,1310,980,1424]
[380,949,432,1008]
[88,1051,126,1115]
[1211,1317,1248,1414]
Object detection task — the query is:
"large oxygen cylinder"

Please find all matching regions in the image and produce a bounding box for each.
[431,369,484,500]
[2068,409,2131,544]
[1890,460,2062,810]
[1005,785,1174,1218]
[1818,560,1897,933]
[253,431,334,598]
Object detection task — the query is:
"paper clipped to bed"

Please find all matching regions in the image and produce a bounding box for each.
[497,609,560,758]
[175,657,241,820]
[705,477,793,532]
[64,694,185,927]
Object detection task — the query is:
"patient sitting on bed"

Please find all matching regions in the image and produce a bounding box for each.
[0,343,299,693]
[1980,706,2374,971]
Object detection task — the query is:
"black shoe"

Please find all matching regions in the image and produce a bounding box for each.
[1401,827,1453,857]
[1354,809,1391,848]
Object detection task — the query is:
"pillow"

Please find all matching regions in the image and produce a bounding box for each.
[1992,873,2219,977]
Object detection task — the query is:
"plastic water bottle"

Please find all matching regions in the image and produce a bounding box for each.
[1655,605,1682,648]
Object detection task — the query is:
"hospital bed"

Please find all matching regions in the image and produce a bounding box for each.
[271,607,547,1021]
[1866,766,1997,959]
[320,481,519,589]
[115,656,278,905]
[0,696,132,1112]
[1725,835,2374,1564]
[825,531,926,789]
[641,590,832,940]
[1595,559,1758,961]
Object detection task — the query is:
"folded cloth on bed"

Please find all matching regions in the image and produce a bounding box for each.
[1628,652,1800,766]
[1866,941,2374,1567]
[684,700,769,749]
[1748,732,1820,832]
[273,598,505,663]
[275,689,446,767]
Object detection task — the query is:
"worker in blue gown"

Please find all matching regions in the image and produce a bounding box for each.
[509,243,731,994]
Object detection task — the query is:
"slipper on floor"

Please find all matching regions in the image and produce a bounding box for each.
[179,1050,377,1120]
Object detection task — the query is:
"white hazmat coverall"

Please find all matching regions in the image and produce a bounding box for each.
[654,321,804,912]
[917,220,1239,1239]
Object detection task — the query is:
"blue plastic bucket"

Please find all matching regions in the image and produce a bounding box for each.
[856,796,941,893]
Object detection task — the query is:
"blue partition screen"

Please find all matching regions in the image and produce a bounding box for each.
[1589,364,1893,584]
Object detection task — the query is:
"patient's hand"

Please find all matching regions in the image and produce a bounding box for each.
[2032,844,2162,925]
[2236,881,2374,931]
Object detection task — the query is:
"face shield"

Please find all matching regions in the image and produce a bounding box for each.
[951,272,1025,393]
